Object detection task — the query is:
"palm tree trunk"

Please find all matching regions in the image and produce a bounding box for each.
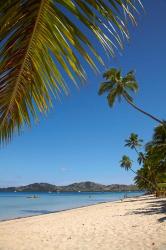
[133,146,139,155]
[133,146,146,163]
[133,148,155,189]
[124,97,163,124]
[130,168,137,174]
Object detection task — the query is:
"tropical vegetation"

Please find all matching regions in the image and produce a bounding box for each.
[135,123,166,192]
[120,124,166,193]
[0,0,142,144]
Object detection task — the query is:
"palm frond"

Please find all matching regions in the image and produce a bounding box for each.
[98,81,115,95]
[0,0,142,144]
[103,68,119,80]
[125,81,138,92]
[107,88,117,107]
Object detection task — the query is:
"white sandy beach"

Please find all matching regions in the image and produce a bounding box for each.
[0,195,165,250]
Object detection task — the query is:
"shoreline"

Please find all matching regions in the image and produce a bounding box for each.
[0,195,165,250]
[0,193,144,223]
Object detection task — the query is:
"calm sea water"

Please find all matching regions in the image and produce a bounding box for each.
[0,191,144,221]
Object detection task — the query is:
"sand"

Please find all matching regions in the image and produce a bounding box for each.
[0,195,165,250]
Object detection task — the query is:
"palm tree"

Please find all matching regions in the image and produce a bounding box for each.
[120,155,157,190]
[137,152,145,165]
[98,68,163,124]
[124,133,146,164]
[125,133,143,154]
[146,122,166,150]
[120,155,136,174]
[145,123,166,177]
[0,1,142,144]
[134,167,155,191]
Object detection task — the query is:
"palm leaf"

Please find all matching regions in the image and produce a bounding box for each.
[98,81,115,95]
[103,68,118,80]
[0,0,142,144]
[107,88,117,107]
[125,81,138,92]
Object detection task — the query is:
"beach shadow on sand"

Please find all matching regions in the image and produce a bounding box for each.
[21,209,53,215]
[128,199,166,223]
[122,196,156,203]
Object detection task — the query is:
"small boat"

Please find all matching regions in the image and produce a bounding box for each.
[14,190,17,192]
[48,191,52,194]
[78,190,81,193]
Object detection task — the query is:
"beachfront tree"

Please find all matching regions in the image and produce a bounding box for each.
[146,122,166,155]
[145,123,166,175]
[0,1,142,144]
[120,155,136,174]
[125,133,146,164]
[134,123,166,191]
[134,166,156,191]
[98,69,163,124]
[137,152,145,165]
[125,133,143,154]
[120,155,157,191]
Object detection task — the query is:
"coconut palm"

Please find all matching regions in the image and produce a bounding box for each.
[145,123,166,174]
[98,68,163,124]
[120,155,157,190]
[134,124,166,191]
[125,133,143,154]
[137,152,145,165]
[120,155,136,174]
[0,1,142,144]
[146,122,166,150]
[134,167,155,191]
[124,133,146,164]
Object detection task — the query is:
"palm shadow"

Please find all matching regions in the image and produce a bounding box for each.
[122,195,155,203]
[21,209,53,214]
[128,199,166,223]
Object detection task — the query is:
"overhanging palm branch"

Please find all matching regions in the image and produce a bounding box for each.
[0,0,142,144]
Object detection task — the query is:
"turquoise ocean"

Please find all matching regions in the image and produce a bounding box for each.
[0,191,144,221]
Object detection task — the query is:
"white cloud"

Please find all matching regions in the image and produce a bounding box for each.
[60,167,68,172]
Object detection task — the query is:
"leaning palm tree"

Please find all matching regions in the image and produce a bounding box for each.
[125,133,146,164]
[120,155,157,190]
[120,155,136,174]
[145,123,166,173]
[134,167,155,191]
[0,1,142,144]
[137,152,145,165]
[146,122,166,149]
[98,68,163,124]
[125,133,143,154]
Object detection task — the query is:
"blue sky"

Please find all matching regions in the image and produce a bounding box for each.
[0,0,166,187]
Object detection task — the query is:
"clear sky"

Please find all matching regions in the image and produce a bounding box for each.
[0,0,166,187]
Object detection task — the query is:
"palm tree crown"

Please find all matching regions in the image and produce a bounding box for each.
[99,68,163,124]
[98,69,138,107]
[125,133,143,151]
[120,155,132,171]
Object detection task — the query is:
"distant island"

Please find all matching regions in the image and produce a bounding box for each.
[0,181,140,192]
